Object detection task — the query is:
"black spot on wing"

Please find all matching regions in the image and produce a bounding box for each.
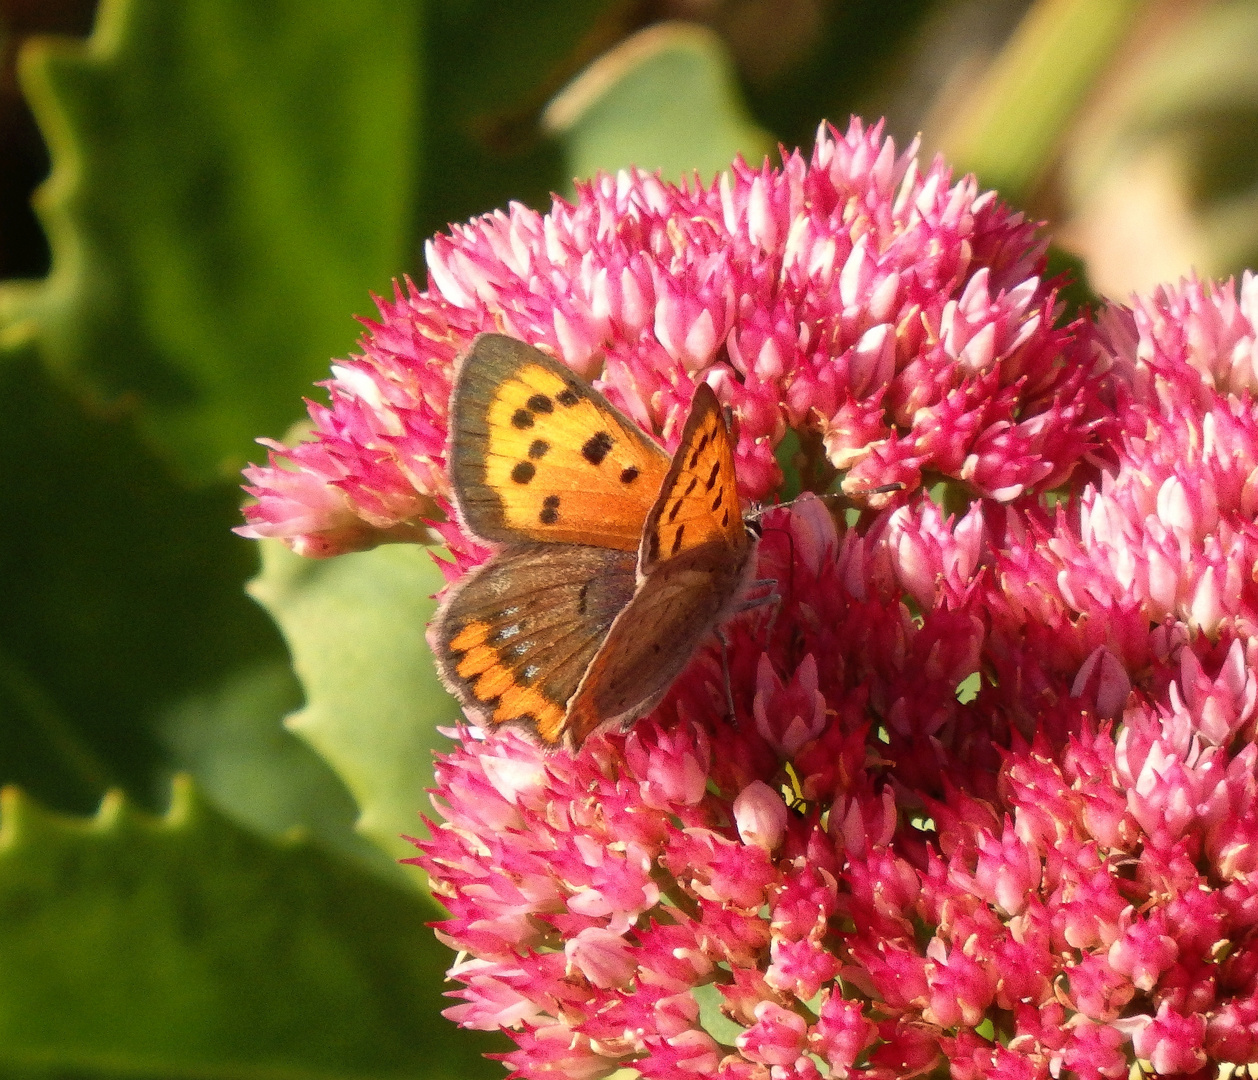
[512,462,535,484]
[511,409,534,430]
[620,466,639,485]
[687,430,711,470]
[684,477,698,496]
[529,439,550,459]
[557,385,581,407]
[670,525,685,555]
[666,499,682,524]
[526,394,554,414]
[539,494,560,525]
[705,461,720,490]
[582,431,613,465]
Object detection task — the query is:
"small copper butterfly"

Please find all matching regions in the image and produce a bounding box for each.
[430,333,761,751]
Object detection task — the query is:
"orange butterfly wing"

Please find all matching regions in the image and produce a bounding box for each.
[438,342,757,751]
[447,334,670,551]
[429,543,637,744]
[638,382,751,574]
[561,383,758,747]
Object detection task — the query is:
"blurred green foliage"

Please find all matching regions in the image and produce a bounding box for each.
[0,778,502,1076]
[0,0,1253,1075]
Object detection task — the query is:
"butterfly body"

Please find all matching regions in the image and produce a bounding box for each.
[431,334,758,750]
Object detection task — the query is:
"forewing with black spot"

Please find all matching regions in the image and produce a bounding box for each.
[639,381,750,576]
[448,334,670,550]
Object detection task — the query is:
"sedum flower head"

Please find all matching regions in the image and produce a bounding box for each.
[418,491,1258,1079]
[238,118,1100,560]
[239,120,1258,1078]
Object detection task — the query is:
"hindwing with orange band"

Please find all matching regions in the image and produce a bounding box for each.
[430,543,636,743]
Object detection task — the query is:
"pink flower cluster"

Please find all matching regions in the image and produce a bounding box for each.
[420,486,1258,1079]
[238,120,1258,1077]
[238,118,1103,562]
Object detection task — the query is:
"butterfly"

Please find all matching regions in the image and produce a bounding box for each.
[429,333,763,751]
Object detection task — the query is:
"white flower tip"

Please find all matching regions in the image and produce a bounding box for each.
[734,780,789,851]
[479,754,548,804]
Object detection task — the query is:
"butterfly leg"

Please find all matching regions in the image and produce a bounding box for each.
[761,590,783,648]
[735,578,781,646]
[716,627,736,721]
[736,578,779,611]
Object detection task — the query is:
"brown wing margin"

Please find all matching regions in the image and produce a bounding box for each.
[563,537,757,748]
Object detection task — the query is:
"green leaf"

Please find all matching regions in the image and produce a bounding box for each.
[937,0,1144,203]
[544,22,774,187]
[8,0,423,477]
[0,326,382,879]
[1065,2,1258,279]
[0,777,504,1078]
[0,340,290,815]
[429,0,614,121]
[1046,244,1100,321]
[248,541,460,867]
[416,0,618,242]
[158,659,401,880]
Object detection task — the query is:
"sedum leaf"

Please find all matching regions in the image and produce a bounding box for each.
[935,0,1144,203]
[417,0,618,241]
[248,540,459,868]
[1062,2,1258,282]
[7,0,423,477]
[0,336,377,870]
[0,339,287,813]
[545,22,773,188]
[0,776,504,1078]
[157,659,399,879]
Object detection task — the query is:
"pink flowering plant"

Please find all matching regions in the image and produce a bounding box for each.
[241,120,1258,1078]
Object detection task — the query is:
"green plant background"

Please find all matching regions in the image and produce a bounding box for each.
[0,0,1254,1075]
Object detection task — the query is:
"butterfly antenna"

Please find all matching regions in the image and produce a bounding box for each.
[815,481,906,512]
